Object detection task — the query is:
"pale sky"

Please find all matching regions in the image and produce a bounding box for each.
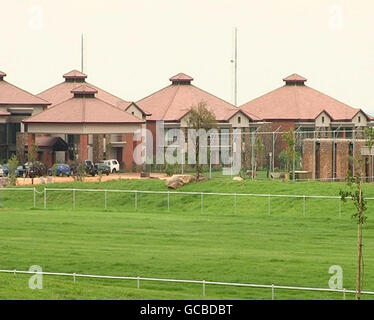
[1,0,374,114]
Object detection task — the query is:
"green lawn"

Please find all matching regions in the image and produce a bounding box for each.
[0,177,373,299]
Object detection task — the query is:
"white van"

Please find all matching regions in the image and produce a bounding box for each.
[104,159,120,173]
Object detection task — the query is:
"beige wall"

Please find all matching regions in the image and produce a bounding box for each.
[315,111,331,127]
[126,104,144,120]
[352,111,367,127]
[229,112,250,128]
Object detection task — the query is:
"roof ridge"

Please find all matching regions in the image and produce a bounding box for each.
[136,84,174,104]
[95,97,145,122]
[191,84,237,108]
[2,80,51,105]
[160,84,181,120]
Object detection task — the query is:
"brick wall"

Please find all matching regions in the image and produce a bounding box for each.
[319,140,332,179]
[336,141,349,180]
[302,140,314,178]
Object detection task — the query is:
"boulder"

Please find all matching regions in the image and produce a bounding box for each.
[233,176,244,181]
[165,174,195,189]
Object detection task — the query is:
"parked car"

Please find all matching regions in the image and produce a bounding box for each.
[72,160,97,177]
[104,159,120,173]
[0,164,8,177]
[95,162,110,175]
[26,162,47,178]
[15,165,27,178]
[48,163,72,177]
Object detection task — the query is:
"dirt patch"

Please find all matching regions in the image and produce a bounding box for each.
[15,173,168,186]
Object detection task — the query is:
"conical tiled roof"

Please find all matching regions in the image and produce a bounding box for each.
[63,70,87,79]
[0,71,50,106]
[38,70,131,110]
[169,73,194,83]
[24,91,144,124]
[137,73,259,122]
[240,74,370,121]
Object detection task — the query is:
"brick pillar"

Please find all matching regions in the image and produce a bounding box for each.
[319,140,332,180]
[122,133,134,171]
[302,140,314,177]
[336,141,349,180]
[27,133,36,154]
[43,151,53,169]
[79,134,89,161]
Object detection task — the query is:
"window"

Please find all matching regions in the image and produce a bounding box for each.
[238,116,241,124]
[132,112,135,116]
[322,116,325,124]
[358,116,361,123]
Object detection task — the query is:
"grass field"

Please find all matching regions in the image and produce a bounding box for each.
[0,177,374,299]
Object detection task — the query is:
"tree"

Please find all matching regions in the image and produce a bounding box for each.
[27,142,38,185]
[365,127,374,182]
[281,129,296,181]
[7,155,19,186]
[253,136,264,178]
[340,158,367,300]
[187,101,217,180]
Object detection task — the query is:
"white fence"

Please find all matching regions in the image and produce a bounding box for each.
[0,268,373,299]
[1,187,374,216]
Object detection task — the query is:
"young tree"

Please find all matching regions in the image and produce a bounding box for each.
[340,158,367,300]
[365,127,374,182]
[187,101,217,180]
[281,128,296,181]
[253,136,264,178]
[7,155,19,186]
[27,142,38,185]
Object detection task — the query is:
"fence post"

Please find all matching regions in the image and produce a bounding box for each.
[343,288,346,300]
[44,188,46,209]
[272,284,275,300]
[104,190,108,210]
[203,280,206,296]
[33,187,36,209]
[303,195,306,217]
[73,273,76,284]
[137,276,140,289]
[268,194,271,216]
[167,191,170,212]
[14,269,16,277]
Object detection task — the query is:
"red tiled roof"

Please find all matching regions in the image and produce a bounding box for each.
[24,87,144,124]
[0,77,50,106]
[283,73,307,82]
[63,70,87,79]
[38,70,132,110]
[71,85,98,94]
[137,73,258,122]
[240,74,371,122]
[169,73,194,82]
